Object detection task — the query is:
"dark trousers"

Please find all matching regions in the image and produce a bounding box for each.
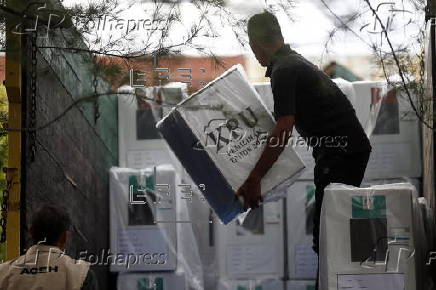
[312,149,371,289]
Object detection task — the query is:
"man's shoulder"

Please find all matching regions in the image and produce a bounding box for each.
[272,55,316,77]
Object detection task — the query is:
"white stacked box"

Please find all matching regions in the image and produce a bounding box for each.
[215,200,284,279]
[117,84,187,170]
[319,183,424,290]
[218,279,284,290]
[157,65,304,224]
[109,165,178,272]
[352,81,422,180]
[286,182,318,280]
[117,272,187,290]
[286,280,316,290]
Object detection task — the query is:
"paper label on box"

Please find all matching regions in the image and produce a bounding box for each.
[117,228,169,255]
[295,243,318,278]
[127,150,170,169]
[337,273,404,290]
[226,245,278,275]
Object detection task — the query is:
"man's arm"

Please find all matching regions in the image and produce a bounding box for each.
[236,115,295,208]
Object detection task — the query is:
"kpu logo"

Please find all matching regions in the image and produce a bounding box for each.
[193,107,258,153]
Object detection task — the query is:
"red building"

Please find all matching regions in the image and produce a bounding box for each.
[97,54,246,94]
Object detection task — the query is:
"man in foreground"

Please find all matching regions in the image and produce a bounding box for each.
[237,11,371,288]
[0,204,98,290]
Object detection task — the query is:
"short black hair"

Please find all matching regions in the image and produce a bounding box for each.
[247,11,283,43]
[30,204,71,245]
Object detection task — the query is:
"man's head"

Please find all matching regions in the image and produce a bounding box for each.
[30,204,71,249]
[247,11,284,67]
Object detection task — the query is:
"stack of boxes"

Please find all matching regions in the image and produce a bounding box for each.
[114,84,191,289]
[110,166,187,289]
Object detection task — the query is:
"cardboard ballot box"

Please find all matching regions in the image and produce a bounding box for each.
[351,81,422,179]
[218,279,284,290]
[109,165,178,272]
[118,83,187,170]
[117,272,186,290]
[286,280,316,290]
[157,65,305,224]
[319,183,426,290]
[286,182,318,280]
[215,200,284,280]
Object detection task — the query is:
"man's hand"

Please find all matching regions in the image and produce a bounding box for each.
[236,172,262,209]
[235,115,295,210]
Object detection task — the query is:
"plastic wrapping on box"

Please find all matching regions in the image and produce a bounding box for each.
[117,272,187,290]
[360,177,421,194]
[319,183,427,290]
[109,166,204,289]
[217,279,284,290]
[286,280,316,290]
[351,81,385,138]
[286,182,318,280]
[157,65,305,224]
[215,200,284,280]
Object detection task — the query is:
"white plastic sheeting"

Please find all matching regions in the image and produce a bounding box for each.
[109,165,204,289]
[319,183,427,290]
[157,65,305,224]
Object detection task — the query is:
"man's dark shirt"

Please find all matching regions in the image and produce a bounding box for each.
[266,44,371,156]
[82,268,99,290]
